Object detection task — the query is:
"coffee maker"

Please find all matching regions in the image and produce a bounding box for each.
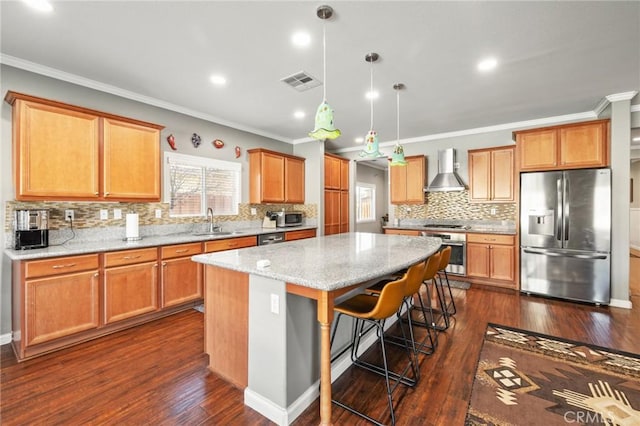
[15,209,49,250]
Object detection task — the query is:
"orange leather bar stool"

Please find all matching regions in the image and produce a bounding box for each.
[424,246,454,330]
[368,255,440,357]
[331,274,415,426]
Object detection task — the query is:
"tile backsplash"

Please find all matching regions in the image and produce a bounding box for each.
[394,190,516,221]
[5,201,317,247]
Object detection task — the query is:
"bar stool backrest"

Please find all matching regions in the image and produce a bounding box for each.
[366,276,408,320]
[424,251,442,281]
[438,246,451,271]
[404,260,427,297]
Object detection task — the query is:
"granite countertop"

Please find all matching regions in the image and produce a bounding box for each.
[4,225,317,261]
[191,232,442,291]
[384,224,516,235]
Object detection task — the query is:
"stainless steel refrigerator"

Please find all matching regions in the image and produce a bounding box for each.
[520,168,611,304]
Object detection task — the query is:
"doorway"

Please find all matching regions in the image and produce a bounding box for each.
[354,159,388,234]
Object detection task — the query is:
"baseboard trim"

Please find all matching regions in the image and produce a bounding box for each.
[0,333,12,345]
[609,298,633,309]
[244,312,402,425]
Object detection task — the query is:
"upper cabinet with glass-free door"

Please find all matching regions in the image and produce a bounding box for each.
[390,155,426,204]
[514,119,609,172]
[5,91,163,202]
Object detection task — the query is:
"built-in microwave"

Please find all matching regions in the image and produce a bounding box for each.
[275,211,304,228]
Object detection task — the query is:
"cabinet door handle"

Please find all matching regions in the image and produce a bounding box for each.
[162,262,167,267]
[52,263,76,269]
[174,249,189,253]
[123,255,141,260]
[104,192,110,196]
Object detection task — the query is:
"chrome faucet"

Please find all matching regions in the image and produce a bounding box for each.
[206,208,221,233]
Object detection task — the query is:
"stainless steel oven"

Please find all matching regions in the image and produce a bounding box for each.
[421,231,466,275]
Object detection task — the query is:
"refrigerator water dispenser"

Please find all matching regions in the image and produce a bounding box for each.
[527,209,554,236]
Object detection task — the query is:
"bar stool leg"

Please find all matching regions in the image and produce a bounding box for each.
[439,269,457,315]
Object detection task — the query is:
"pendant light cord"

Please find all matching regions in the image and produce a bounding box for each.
[369,58,374,130]
[322,22,327,102]
[396,87,400,145]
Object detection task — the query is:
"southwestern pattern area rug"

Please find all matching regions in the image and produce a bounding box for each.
[466,324,640,425]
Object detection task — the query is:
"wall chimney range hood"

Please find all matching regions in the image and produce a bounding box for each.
[425,148,467,192]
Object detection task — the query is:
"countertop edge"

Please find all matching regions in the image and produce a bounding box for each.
[4,226,318,261]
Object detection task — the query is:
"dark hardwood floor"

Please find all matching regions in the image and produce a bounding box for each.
[2,285,639,426]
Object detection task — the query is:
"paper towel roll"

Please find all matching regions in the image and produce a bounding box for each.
[125,213,139,239]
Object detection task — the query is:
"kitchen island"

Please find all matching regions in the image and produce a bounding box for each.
[191,232,441,425]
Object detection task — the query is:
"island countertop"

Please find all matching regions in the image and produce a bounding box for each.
[191,232,442,291]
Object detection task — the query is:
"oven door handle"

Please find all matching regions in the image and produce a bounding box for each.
[441,241,465,247]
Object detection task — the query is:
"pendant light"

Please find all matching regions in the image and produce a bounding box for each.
[359,52,385,158]
[389,83,407,166]
[309,5,341,141]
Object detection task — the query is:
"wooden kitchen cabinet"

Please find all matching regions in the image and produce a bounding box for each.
[515,119,609,171]
[285,228,317,241]
[5,91,163,201]
[390,155,426,204]
[468,146,515,203]
[12,254,100,359]
[103,118,161,201]
[324,153,350,235]
[384,228,421,236]
[248,148,305,204]
[160,243,203,308]
[204,236,257,253]
[103,248,159,324]
[466,233,515,288]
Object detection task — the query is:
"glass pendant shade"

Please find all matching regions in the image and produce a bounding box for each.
[309,100,341,140]
[309,5,340,141]
[390,83,407,166]
[359,52,385,158]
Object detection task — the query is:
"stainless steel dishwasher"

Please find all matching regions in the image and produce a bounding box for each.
[258,232,285,245]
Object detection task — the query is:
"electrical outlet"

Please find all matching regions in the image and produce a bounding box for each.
[250,208,257,216]
[113,209,122,219]
[270,294,279,315]
[155,209,162,219]
[490,207,497,216]
[65,209,74,221]
[100,209,108,220]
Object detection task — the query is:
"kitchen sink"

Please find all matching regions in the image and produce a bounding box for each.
[192,231,244,236]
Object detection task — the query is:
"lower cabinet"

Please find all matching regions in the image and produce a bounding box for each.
[13,254,100,359]
[103,248,159,324]
[160,243,203,308]
[466,233,516,288]
[383,228,421,236]
[285,228,317,241]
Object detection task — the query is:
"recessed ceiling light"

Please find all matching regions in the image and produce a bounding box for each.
[477,57,498,72]
[291,31,311,48]
[22,0,53,12]
[355,137,364,144]
[294,110,305,119]
[209,74,227,86]
[633,136,640,142]
[365,90,379,100]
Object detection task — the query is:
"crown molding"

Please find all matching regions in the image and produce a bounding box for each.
[0,54,292,144]
[606,91,638,102]
[331,111,597,154]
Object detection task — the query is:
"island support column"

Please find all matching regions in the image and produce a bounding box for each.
[318,291,334,426]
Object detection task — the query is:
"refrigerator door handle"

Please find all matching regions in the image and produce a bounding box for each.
[523,248,608,260]
[556,178,563,241]
[563,176,569,242]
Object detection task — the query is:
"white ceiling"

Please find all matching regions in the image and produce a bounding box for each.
[1,1,639,155]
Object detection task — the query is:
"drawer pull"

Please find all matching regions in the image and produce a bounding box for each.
[52,263,76,269]
[228,243,238,247]
[174,249,189,253]
[123,255,142,260]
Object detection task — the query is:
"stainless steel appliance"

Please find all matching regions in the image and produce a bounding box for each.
[520,168,611,304]
[424,148,466,192]
[258,232,285,245]
[273,211,304,228]
[421,229,466,275]
[14,209,49,250]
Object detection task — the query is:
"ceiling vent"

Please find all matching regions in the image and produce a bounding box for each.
[281,71,322,92]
